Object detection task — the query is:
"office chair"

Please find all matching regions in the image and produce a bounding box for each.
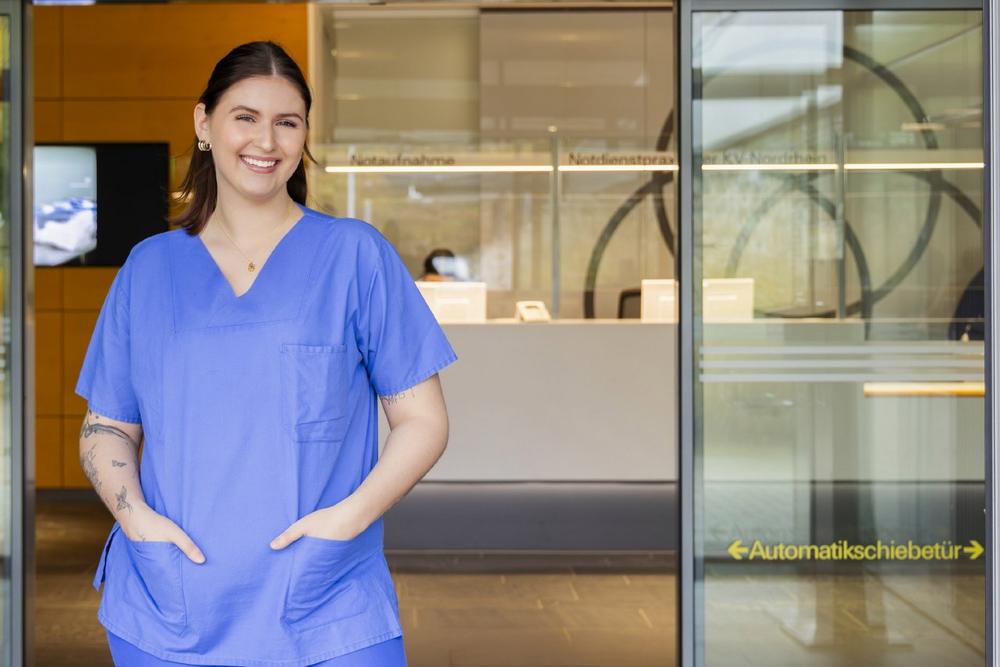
[618,287,642,319]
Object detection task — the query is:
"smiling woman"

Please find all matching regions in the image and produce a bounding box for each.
[75,40,457,667]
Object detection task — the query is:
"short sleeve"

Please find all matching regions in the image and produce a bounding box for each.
[73,260,141,424]
[357,232,459,396]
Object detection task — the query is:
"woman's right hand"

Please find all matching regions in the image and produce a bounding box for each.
[122,504,206,564]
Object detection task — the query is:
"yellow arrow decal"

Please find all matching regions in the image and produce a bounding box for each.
[728,539,749,560]
[964,540,984,560]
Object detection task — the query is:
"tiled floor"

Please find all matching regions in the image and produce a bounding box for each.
[37,495,983,666]
[34,495,675,667]
[702,562,985,667]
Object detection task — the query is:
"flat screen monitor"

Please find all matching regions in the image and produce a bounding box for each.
[415,281,487,323]
[640,278,678,323]
[34,142,170,267]
[703,277,755,321]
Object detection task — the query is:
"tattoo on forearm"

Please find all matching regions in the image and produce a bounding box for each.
[382,388,415,405]
[115,485,133,515]
[79,409,140,498]
[80,410,139,448]
[80,443,101,494]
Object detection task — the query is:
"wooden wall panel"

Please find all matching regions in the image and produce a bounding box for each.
[33,101,62,145]
[59,100,195,145]
[36,417,62,489]
[62,267,116,311]
[35,311,62,417]
[62,5,309,99]
[37,273,63,488]
[32,7,61,100]
[62,416,88,488]
[35,265,61,311]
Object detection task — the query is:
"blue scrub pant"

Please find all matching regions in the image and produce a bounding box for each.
[107,630,408,666]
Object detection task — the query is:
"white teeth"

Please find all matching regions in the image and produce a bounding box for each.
[242,156,277,168]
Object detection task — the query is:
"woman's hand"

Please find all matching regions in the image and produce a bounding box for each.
[269,499,368,549]
[122,504,207,564]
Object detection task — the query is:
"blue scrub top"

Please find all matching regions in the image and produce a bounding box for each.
[74,203,458,666]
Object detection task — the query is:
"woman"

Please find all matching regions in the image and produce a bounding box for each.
[74,41,457,666]
[417,248,456,282]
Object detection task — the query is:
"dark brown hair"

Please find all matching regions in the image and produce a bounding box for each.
[171,41,317,236]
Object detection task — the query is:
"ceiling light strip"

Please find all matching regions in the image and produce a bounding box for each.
[702,163,839,171]
[843,161,985,170]
[322,162,984,174]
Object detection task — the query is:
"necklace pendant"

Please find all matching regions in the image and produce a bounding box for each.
[247,261,256,272]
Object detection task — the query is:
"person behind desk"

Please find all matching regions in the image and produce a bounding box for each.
[419,248,456,282]
[949,267,984,341]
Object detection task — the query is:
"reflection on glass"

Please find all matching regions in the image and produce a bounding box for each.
[308,8,677,667]
[309,8,676,321]
[693,10,984,667]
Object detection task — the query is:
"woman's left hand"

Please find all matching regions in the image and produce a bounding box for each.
[269,500,368,549]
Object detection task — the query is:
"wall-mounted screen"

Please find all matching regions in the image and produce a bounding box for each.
[33,142,170,267]
[34,146,97,266]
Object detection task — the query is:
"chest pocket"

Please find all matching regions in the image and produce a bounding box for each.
[279,343,350,443]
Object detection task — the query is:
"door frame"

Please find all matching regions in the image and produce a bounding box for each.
[676,2,988,666]
[986,1,998,665]
[5,0,31,665]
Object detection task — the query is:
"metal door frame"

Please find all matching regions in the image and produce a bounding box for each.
[5,0,30,665]
[986,1,998,666]
[676,2,988,666]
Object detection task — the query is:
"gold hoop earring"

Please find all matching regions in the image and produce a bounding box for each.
[197,140,212,152]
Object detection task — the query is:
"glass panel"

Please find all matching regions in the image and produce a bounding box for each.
[309,8,676,320]
[310,7,677,665]
[693,10,984,666]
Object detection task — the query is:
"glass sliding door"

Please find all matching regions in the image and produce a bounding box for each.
[688,8,985,666]
[309,6,677,666]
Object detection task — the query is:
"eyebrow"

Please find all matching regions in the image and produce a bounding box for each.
[229,105,304,122]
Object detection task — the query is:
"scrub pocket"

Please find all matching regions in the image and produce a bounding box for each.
[279,343,350,443]
[93,522,121,591]
[123,537,187,632]
[281,534,377,632]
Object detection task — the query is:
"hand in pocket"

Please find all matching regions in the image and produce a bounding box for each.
[269,500,367,550]
[122,504,206,564]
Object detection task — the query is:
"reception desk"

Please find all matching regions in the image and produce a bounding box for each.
[378,319,678,482]
[377,319,678,550]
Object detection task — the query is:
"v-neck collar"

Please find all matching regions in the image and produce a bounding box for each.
[170,203,327,332]
[195,203,308,300]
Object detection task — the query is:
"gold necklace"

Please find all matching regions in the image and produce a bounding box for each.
[212,208,296,273]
